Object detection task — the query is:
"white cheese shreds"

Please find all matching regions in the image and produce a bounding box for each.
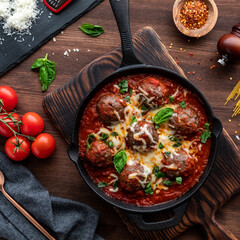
[0,0,40,35]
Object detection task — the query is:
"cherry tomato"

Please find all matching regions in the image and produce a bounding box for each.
[0,86,18,111]
[0,113,21,137]
[5,136,31,161]
[31,133,56,159]
[21,112,44,136]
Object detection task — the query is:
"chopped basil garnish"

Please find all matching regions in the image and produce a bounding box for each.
[169,95,174,103]
[141,104,148,110]
[155,124,160,129]
[113,180,119,189]
[158,142,164,149]
[130,115,137,125]
[129,88,133,94]
[153,107,174,125]
[163,180,173,186]
[113,150,127,173]
[179,101,186,108]
[124,96,131,102]
[100,133,109,141]
[168,135,175,141]
[98,182,108,188]
[153,165,166,178]
[86,134,95,149]
[176,177,182,185]
[110,132,119,137]
[108,140,114,148]
[204,122,210,130]
[145,182,153,195]
[119,79,128,94]
[79,23,104,37]
[169,135,182,148]
[200,122,211,143]
[173,140,182,148]
[165,151,171,156]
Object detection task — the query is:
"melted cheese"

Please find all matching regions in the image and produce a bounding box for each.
[94,92,199,191]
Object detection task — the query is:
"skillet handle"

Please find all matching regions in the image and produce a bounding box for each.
[109,0,141,67]
[67,142,79,164]
[125,201,189,231]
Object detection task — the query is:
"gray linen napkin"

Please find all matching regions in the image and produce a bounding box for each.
[0,152,103,240]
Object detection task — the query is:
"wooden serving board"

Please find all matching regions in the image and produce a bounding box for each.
[43,27,240,240]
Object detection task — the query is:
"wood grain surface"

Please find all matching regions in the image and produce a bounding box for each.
[43,26,240,240]
[0,0,240,239]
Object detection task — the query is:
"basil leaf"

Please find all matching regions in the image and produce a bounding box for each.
[100,133,109,141]
[119,80,128,94]
[31,59,44,69]
[145,181,153,195]
[130,115,137,125]
[98,182,108,188]
[129,88,133,94]
[153,107,174,125]
[31,53,56,92]
[113,150,127,173]
[124,96,131,102]
[86,134,95,149]
[163,180,173,186]
[169,95,174,103]
[79,23,104,37]
[179,101,186,108]
[176,177,182,184]
[110,132,119,137]
[158,142,164,149]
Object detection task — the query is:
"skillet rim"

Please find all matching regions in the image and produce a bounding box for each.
[68,64,222,213]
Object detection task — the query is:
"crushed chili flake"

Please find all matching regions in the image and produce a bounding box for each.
[210,65,216,69]
[180,0,209,30]
[189,52,194,56]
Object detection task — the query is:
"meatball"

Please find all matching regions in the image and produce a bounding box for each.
[96,93,127,125]
[168,107,199,135]
[119,163,150,192]
[85,140,114,168]
[126,120,158,152]
[162,149,194,178]
[138,77,169,108]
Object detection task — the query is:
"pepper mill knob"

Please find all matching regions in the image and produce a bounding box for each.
[217,23,240,66]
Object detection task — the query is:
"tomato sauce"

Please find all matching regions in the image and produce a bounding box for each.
[79,74,211,206]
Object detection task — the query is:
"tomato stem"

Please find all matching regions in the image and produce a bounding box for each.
[0,118,35,141]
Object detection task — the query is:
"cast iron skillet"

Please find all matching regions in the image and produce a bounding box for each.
[68,0,222,231]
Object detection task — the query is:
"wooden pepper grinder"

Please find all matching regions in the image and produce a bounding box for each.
[217,23,240,66]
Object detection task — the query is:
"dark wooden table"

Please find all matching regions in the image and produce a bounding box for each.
[0,0,240,239]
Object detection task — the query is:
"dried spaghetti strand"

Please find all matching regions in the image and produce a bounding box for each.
[225,80,240,105]
[232,99,240,117]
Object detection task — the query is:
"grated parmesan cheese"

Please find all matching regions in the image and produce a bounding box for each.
[0,0,40,35]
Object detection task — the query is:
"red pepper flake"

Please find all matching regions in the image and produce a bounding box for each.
[210,65,216,69]
[197,62,200,65]
[199,78,202,81]
[180,0,209,30]
[189,52,194,56]
[192,71,196,75]
[176,61,179,64]
[187,71,191,74]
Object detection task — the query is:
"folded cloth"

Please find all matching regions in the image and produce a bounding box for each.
[0,152,103,240]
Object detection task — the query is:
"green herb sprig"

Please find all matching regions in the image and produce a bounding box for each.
[31,54,56,92]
